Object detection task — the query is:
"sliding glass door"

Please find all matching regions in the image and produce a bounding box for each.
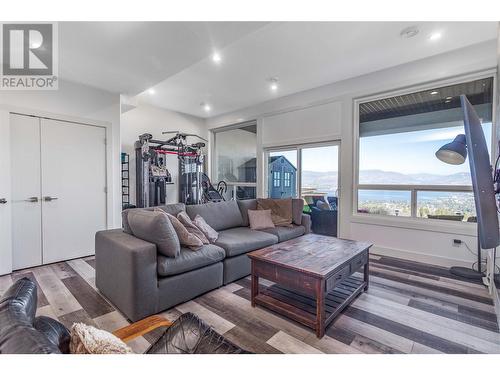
[265,142,340,202]
[300,144,339,207]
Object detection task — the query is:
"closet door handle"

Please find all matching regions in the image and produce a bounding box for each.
[43,196,58,202]
[0,198,7,204]
[25,197,39,203]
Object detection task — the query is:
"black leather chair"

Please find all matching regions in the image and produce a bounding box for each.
[0,278,248,354]
[0,277,70,354]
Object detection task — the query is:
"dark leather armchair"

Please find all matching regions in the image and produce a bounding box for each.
[0,278,248,354]
[310,197,338,237]
[0,277,70,354]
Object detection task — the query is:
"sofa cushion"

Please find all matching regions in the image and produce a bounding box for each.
[186,201,243,231]
[122,203,186,235]
[128,209,180,257]
[157,244,226,277]
[260,225,305,242]
[237,199,257,227]
[215,227,278,257]
[292,199,304,225]
[153,203,186,216]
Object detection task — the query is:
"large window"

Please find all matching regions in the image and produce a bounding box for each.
[357,77,493,222]
[214,122,257,200]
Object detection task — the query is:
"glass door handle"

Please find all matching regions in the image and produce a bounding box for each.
[25,197,39,202]
[0,198,7,204]
[43,196,58,202]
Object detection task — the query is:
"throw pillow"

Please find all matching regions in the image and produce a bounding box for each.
[193,214,219,243]
[177,211,209,244]
[127,209,180,257]
[248,209,275,230]
[160,210,204,250]
[70,323,133,354]
[257,198,293,226]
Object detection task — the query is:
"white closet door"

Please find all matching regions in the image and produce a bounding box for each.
[10,114,43,270]
[0,111,12,275]
[41,119,107,263]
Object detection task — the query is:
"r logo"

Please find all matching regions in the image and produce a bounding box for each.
[2,24,53,76]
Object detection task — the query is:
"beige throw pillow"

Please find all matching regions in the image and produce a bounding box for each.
[159,210,203,250]
[193,214,219,243]
[248,209,275,230]
[177,211,209,244]
[70,323,133,354]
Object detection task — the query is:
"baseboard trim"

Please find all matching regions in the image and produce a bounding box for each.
[370,245,473,269]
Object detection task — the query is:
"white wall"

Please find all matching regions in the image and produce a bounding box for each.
[120,103,207,205]
[206,40,498,267]
[0,79,122,228]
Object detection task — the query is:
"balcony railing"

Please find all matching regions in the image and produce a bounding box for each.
[357,184,474,220]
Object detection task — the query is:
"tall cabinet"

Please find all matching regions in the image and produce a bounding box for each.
[7,113,107,271]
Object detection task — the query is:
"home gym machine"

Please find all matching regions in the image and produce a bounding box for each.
[135,131,224,207]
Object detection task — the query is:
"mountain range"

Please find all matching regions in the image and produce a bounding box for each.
[301,169,471,187]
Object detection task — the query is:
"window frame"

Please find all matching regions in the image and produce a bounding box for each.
[273,171,281,187]
[284,172,291,187]
[352,70,497,228]
[263,140,341,199]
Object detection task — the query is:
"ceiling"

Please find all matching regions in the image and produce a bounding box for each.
[58,22,269,95]
[58,22,498,118]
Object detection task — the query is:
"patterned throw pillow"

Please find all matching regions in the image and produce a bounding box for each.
[158,210,204,250]
[248,209,275,230]
[177,211,209,244]
[256,198,293,227]
[70,323,133,354]
[192,214,219,243]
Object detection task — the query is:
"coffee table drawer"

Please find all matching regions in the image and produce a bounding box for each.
[350,251,368,272]
[325,265,350,292]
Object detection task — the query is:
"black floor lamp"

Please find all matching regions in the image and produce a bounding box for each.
[435,134,484,280]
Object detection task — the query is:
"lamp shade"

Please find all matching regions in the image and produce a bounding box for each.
[435,134,467,165]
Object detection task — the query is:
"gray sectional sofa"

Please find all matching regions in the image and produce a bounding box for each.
[95,199,311,321]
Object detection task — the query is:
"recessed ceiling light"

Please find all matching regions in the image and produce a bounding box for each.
[445,96,453,100]
[148,88,155,95]
[268,77,279,92]
[201,103,211,112]
[429,32,442,41]
[400,26,419,39]
[212,52,221,63]
[445,100,451,104]
[430,91,439,95]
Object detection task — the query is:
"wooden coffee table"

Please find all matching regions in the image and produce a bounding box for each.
[248,234,372,338]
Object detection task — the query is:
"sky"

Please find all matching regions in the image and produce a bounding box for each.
[268,123,492,176]
[359,123,492,175]
[270,145,339,173]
